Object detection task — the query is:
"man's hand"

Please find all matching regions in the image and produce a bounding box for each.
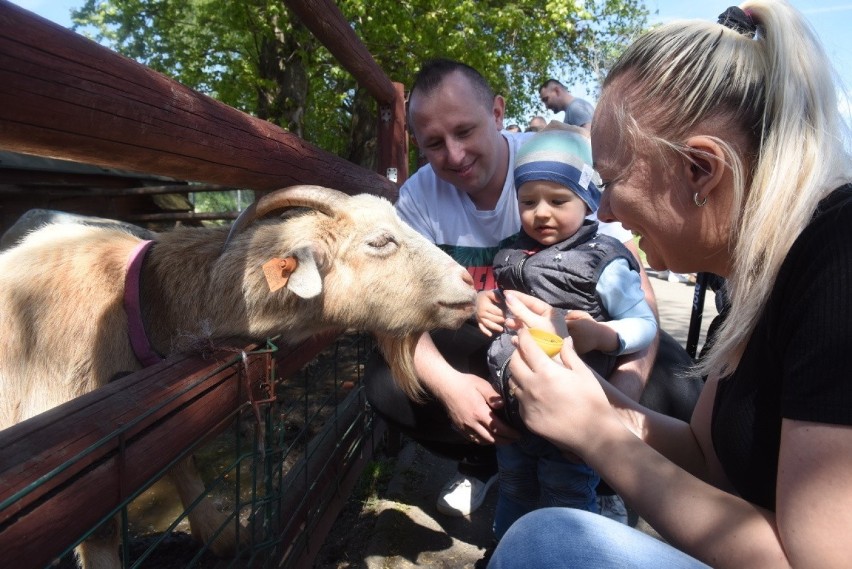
[435,370,520,445]
[414,331,520,445]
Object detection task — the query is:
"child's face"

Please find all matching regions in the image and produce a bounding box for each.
[518,180,588,246]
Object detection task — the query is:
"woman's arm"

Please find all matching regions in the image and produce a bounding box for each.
[508,312,852,567]
[504,290,707,474]
[508,328,792,568]
[775,420,852,567]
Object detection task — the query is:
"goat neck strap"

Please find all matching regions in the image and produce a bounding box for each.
[124,240,164,368]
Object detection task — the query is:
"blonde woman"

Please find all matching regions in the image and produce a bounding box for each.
[488,2,852,568]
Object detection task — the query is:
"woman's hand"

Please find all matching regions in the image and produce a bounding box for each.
[503,290,569,337]
[507,328,612,451]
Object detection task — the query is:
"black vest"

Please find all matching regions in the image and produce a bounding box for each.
[487,220,639,429]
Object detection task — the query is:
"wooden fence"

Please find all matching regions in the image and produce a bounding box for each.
[0,0,407,566]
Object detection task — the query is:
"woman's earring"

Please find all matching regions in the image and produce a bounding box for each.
[693,192,708,207]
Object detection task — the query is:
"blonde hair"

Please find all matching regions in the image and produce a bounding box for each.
[603,0,852,378]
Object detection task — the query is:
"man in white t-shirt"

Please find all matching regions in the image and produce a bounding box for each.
[364,59,664,521]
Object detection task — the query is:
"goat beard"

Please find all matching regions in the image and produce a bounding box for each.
[375,333,424,402]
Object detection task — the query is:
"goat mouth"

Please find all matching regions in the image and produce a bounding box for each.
[438,300,475,314]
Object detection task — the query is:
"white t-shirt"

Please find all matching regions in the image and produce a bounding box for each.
[396,131,634,290]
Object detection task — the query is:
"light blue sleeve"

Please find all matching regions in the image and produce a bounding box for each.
[595,258,657,355]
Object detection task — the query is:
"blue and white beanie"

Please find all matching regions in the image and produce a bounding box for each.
[513,122,602,212]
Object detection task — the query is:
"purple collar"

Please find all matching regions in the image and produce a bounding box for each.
[123,240,164,367]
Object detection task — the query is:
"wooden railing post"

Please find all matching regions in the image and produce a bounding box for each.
[377,82,409,186]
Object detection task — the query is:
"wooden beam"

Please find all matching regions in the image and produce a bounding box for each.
[284,0,397,105]
[0,2,398,201]
[284,0,408,185]
[0,183,242,198]
[124,211,239,222]
[377,82,409,184]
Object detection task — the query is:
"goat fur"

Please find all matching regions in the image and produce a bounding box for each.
[0,190,475,568]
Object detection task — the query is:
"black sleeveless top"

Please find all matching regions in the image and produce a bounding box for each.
[711,186,852,510]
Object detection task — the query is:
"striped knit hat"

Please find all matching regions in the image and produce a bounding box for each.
[513,121,601,212]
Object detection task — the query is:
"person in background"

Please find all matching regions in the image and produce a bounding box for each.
[476,122,656,541]
[539,79,595,130]
[525,115,547,132]
[488,2,852,567]
[505,124,522,133]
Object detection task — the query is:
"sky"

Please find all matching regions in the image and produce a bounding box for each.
[9,0,852,124]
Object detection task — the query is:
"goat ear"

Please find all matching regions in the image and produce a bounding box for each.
[286,245,323,298]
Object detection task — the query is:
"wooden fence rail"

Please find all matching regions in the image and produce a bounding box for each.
[1,341,255,568]
[0,0,408,565]
[0,0,402,199]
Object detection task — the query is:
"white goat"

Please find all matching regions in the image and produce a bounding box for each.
[0,185,475,569]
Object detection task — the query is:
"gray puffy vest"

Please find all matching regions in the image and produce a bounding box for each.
[487,220,640,429]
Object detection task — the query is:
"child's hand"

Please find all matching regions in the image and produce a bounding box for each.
[475,289,506,337]
[565,310,617,354]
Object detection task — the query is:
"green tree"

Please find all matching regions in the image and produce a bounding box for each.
[72,0,649,167]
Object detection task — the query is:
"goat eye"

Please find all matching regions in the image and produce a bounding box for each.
[368,233,397,249]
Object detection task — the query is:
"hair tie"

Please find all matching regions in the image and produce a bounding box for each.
[718,6,758,38]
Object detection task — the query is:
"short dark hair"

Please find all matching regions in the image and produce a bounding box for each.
[539,78,566,91]
[409,59,495,113]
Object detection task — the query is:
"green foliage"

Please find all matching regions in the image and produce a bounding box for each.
[72,0,649,164]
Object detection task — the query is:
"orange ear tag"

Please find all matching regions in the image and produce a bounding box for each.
[262,257,299,292]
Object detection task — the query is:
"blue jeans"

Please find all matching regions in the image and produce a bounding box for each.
[488,508,710,568]
[493,435,598,540]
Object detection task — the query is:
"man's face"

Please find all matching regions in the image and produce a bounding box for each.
[539,85,561,113]
[409,72,505,197]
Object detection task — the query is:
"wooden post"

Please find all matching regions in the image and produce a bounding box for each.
[377,82,409,185]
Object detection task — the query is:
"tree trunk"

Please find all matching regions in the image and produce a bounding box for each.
[256,13,310,136]
[346,87,378,171]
